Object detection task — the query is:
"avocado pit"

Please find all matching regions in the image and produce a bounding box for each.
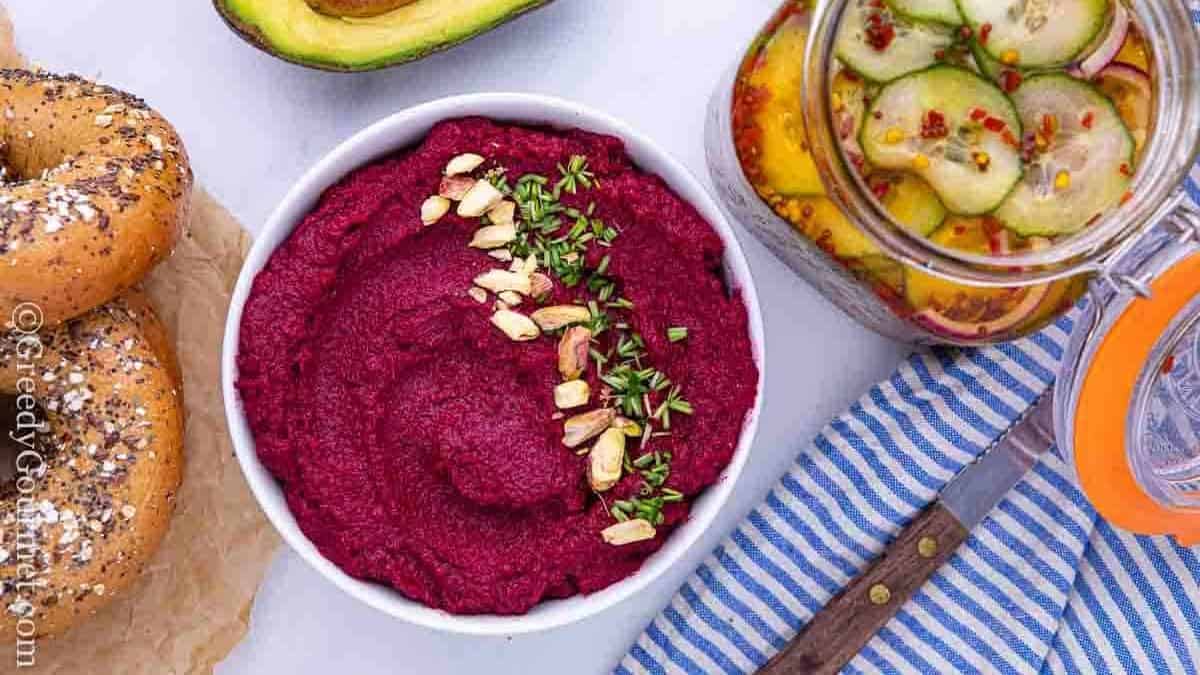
[304,0,416,18]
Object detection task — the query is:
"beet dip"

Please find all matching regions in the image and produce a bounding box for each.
[236,118,758,615]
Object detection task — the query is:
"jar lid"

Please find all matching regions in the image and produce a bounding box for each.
[1060,236,1200,544]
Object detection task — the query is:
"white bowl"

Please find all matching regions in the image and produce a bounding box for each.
[221,93,765,636]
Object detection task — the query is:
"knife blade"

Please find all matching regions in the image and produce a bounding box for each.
[758,394,1057,675]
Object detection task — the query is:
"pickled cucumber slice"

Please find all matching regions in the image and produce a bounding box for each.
[969,39,1028,84]
[749,12,825,196]
[861,66,1023,215]
[958,0,1109,67]
[870,171,947,235]
[970,40,1005,80]
[832,69,872,159]
[836,0,956,82]
[795,197,882,259]
[994,74,1134,236]
[888,0,962,25]
[854,254,907,297]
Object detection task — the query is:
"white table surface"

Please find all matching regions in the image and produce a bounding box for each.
[9,1,910,672]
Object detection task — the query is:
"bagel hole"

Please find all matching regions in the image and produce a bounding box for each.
[0,393,53,499]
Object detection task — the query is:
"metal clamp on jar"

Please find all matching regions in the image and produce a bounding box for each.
[706,0,1200,346]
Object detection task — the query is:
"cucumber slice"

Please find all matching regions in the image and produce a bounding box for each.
[869,171,947,235]
[969,39,1027,85]
[957,0,1109,67]
[795,197,882,259]
[888,0,962,25]
[861,66,1023,215]
[854,254,907,296]
[832,69,873,161]
[970,39,1005,80]
[748,12,826,196]
[836,0,956,82]
[994,74,1134,236]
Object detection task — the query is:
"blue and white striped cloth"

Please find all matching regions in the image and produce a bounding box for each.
[616,186,1200,673]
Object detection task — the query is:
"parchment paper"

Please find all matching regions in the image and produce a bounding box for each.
[0,7,281,673]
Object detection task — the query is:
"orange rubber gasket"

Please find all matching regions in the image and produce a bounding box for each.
[1075,253,1200,546]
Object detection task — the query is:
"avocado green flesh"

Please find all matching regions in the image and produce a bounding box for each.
[221,0,549,70]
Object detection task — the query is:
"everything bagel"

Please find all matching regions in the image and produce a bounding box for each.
[0,291,184,639]
[0,70,192,326]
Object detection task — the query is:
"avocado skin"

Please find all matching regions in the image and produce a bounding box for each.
[214,0,554,72]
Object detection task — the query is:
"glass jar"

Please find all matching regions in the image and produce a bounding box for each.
[1054,213,1200,544]
[705,0,1200,345]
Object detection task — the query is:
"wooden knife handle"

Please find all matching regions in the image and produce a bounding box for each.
[757,502,970,675]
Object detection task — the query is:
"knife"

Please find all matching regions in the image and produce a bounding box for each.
[758,394,1057,675]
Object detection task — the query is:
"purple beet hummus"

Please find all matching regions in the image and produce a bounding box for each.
[236,118,758,615]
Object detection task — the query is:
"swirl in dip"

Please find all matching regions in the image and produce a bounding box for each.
[236,118,758,615]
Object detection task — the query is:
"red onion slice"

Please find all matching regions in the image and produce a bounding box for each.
[1079,1,1130,79]
[989,229,1012,256]
[1095,62,1153,150]
[913,282,1051,340]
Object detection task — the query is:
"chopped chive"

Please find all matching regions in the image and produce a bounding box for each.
[667,326,689,343]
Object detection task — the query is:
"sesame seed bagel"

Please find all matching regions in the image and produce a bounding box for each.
[0,69,192,327]
[0,290,184,639]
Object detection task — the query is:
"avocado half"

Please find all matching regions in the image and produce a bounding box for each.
[215,0,554,72]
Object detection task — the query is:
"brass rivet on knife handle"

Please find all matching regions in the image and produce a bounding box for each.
[755,502,971,675]
[917,536,938,558]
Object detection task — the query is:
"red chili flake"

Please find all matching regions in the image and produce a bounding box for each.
[865,15,896,52]
[1081,111,1095,129]
[871,181,891,200]
[1121,190,1135,205]
[1163,355,1177,375]
[934,49,947,60]
[1120,163,1133,177]
[983,117,1007,133]
[970,108,988,122]
[1000,70,1023,93]
[959,26,973,40]
[1041,114,1056,138]
[802,204,816,219]
[921,110,949,139]
[954,224,967,235]
[1001,129,1020,148]
[815,230,837,257]
[979,23,993,45]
